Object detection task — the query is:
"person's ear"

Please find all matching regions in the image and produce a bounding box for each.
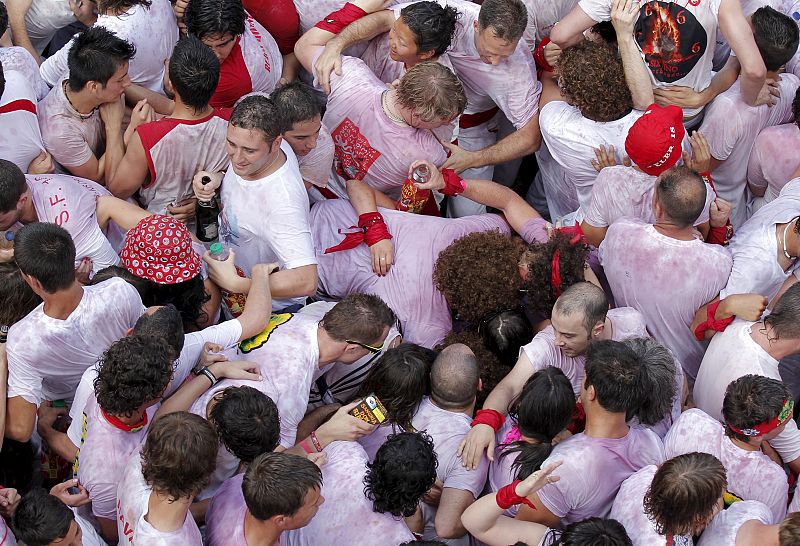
[419,50,436,61]
[270,135,284,155]
[591,321,604,339]
[477,378,483,392]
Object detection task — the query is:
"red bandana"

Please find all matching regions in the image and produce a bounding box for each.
[101,409,149,433]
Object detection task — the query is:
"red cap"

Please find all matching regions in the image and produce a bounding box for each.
[120,215,201,285]
[625,104,685,176]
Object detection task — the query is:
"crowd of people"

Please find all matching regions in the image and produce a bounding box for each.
[2,0,800,544]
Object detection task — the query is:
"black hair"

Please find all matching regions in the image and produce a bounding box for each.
[0,3,8,36]
[477,0,527,42]
[209,386,281,462]
[94,335,174,415]
[654,165,707,228]
[621,338,677,426]
[133,303,185,356]
[0,262,41,326]
[399,1,459,56]
[184,0,246,41]
[501,367,575,479]
[0,60,5,101]
[244,451,323,520]
[168,35,220,110]
[583,340,646,414]
[141,274,210,332]
[543,517,633,546]
[14,223,76,293]
[230,94,290,145]
[763,282,800,340]
[67,26,136,90]
[11,489,74,546]
[0,158,28,213]
[794,87,800,130]
[364,431,438,517]
[723,374,793,442]
[752,7,800,72]
[480,308,533,367]
[98,0,151,14]
[270,81,323,126]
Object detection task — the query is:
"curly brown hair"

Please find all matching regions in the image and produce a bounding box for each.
[437,330,512,408]
[557,40,632,122]
[521,232,589,319]
[433,231,525,323]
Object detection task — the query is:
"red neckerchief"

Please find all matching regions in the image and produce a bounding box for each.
[101,408,149,433]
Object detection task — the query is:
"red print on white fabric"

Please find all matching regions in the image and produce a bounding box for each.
[331,117,381,181]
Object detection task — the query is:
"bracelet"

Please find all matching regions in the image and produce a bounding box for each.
[471,409,506,432]
[299,438,315,454]
[310,431,323,452]
[496,480,537,510]
[0,324,7,344]
[196,366,218,387]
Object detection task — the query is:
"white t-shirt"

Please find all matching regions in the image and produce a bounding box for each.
[219,140,317,311]
[536,427,665,524]
[696,500,774,545]
[665,409,788,522]
[283,441,415,546]
[204,473,250,546]
[39,0,178,93]
[116,449,203,546]
[700,76,800,228]
[20,0,75,55]
[23,174,120,273]
[609,465,692,546]
[720,178,800,302]
[521,0,579,50]
[598,217,732,380]
[0,46,49,101]
[747,124,800,202]
[299,122,335,201]
[583,166,713,228]
[6,278,144,405]
[0,68,45,174]
[694,320,800,463]
[578,0,722,119]
[540,102,642,212]
[782,0,800,79]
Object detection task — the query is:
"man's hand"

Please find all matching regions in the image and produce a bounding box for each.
[202,248,250,293]
[0,488,21,518]
[315,400,376,445]
[174,0,189,32]
[370,239,394,276]
[422,479,444,506]
[50,479,91,507]
[610,0,638,37]
[314,44,344,94]
[124,99,155,146]
[754,76,780,107]
[457,423,495,470]
[192,170,224,201]
[514,460,562,498]
[442,141,479,173]
[74,256,93,284]
[719,293,768,321]
[166,198,197,223]
[709,198,731,228]
[37,400,68,441]
[653,86,709,110]
[407,160,445,191]
[682,132,712,174]
[99,96,125,129]
[543,41,562,68]
[198,342,228,370]
[28,151,55,174]
[591,144,629,172]
[208,359,263,382]
[306,451,328,468]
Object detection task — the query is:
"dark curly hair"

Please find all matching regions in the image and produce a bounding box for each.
[143,274,210,332]
[355,344,435,430]
[141,412,218,500]
[94,335,174,416]
[0,262,41,326]
[364,431,438,517]
[520,232,589,319]
[501,367,575,480]
[557,40,632,122]
[209,386,281,463]
[434,231,525,322]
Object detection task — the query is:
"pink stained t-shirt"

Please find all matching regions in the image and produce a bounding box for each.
[6,277,145,405]
[25,173,120,273]
[116,449,202,546]
[700,76,800,228]
[693,320,800,465]
[747,124,800,203]
[233,313,321,448]
[720,178,800,302]
[283,441,414,546]
[299,122,334,191]
[664,408,788,523]
[320,53,446,199]
[205,473,258,546]
[311,199,546,348]
[0,67,45,175]
[536,426,665,525]
[583,166,713,228]
[696,500,774,545]
[609,465,692,546]
[76,395,155,522]
[521,306,648,397]
[598,217,732,380]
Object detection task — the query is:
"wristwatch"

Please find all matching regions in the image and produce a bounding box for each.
[193,365,218,386]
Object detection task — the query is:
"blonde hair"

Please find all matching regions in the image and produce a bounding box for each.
[780,512,800,545]
[396,61,466,123]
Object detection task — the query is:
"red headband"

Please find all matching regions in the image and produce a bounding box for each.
[727,399,794,437]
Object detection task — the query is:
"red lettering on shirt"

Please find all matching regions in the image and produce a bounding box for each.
[331,118,381,181]
[246,17,271,73]
[54,210,70,226]
[48,193,66,207]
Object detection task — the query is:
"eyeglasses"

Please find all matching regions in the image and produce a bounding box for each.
[345,338,385,354]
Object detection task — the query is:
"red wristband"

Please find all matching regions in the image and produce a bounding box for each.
[299,438,315,454]
[471,409,505,432]
[693,299,735,341]
[314,2,368,33]
[533,37,555,73]
[358,212,392,247]
[440,169,467,197]
[496,480,537,511]
[706,224,732,246]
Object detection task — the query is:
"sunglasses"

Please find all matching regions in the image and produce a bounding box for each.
[345,338,385,354]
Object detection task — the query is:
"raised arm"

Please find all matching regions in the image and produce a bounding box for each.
[612,0,653,110]
[235,264,276,339]
[718,0,766,106]
[6,0,40,64]
[549,5,597,49]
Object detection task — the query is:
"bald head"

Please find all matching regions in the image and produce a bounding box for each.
[553,282,609,333]
[654,165,707,228]
[431,344,479,409]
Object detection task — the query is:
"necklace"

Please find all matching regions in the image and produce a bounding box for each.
[63,81,97,119]
[381,91,408,126]
[782,218,798,260]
